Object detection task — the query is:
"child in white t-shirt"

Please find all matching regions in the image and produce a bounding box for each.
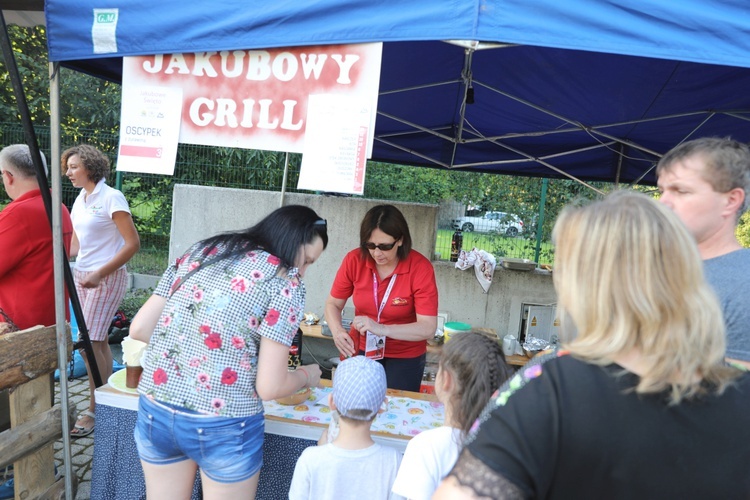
[289,356,401,500]
[392,332,511,500]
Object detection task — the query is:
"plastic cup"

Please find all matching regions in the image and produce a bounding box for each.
[125,364,143,388]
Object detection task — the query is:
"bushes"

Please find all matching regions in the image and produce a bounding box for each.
[738,212,750,248]
[120,287,153,321]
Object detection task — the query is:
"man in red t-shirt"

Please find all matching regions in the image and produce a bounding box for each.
[0,144,73,330]
[0,144,73,456]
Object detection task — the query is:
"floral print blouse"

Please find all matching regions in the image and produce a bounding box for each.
[137,242,305,417]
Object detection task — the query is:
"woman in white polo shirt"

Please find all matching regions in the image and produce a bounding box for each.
[63,144,140,438]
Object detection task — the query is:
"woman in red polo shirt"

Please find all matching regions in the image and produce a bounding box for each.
[326,205,438,391]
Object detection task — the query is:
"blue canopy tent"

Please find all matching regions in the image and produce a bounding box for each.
[42,0,750,186]
[16,3,749,496]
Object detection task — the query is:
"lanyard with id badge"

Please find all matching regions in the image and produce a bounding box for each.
[364,272,396,360]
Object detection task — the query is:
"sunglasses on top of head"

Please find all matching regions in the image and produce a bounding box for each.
[365,241,397,251]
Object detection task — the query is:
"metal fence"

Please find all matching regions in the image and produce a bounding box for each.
[0,123,553,275]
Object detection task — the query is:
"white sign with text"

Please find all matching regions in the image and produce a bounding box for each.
[116,85,182,175]
[121,43,382,157]
[297,94,371,195]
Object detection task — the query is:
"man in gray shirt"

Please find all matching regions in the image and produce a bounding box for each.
[657,137,750,368]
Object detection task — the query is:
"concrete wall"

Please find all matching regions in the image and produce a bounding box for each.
[169,185,557,339]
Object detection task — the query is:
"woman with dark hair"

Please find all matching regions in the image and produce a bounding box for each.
[128,205,328,499]
[62,144,140,437]
[325,204,438,391]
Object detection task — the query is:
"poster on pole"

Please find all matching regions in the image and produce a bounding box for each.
[121,43,382,157]
[297,94,370,195]
[116,85,183,175]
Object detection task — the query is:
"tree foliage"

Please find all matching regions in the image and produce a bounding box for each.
[0,24,121,134]
[363,162,477,204]
[738,212,750,247]
[0,24,50,125]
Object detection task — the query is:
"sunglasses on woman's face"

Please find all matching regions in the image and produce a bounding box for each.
[365,241,397,251]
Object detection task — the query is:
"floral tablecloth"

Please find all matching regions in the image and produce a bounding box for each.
[263,387,445,438]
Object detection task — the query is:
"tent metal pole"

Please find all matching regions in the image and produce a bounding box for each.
[3,38,102,389]
[50,61,75,500]
[674,112,716,145]
[586,129,662,158]
[0,13,77,498]
[614,144,624,188]
[477,80,716,132]
[632,163,658,186]
[452,47,475,166]
[461,109,711,143]
[630,112,716,187]
[379,79,460,95]
[280,152,289,207]
[534,178,548,264]
[374,137,451,168]
[724,111,750,122]
[449,118,606,192]
[377,111,456,141]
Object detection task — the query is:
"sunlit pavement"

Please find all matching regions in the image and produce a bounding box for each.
[54,375,94,500]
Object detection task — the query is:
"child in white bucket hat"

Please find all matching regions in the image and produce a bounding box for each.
[289,356,401,499]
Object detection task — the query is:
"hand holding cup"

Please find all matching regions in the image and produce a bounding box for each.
[121,336,148,388]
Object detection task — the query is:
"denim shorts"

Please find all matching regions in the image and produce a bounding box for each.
[134,396,264,483]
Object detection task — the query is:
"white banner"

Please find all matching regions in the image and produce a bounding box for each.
[121,43,382,156]
[297,94,370,195]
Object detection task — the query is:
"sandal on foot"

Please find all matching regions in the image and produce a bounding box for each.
[71,410,95,438]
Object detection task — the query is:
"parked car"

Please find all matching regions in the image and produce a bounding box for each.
[451,211,524,236]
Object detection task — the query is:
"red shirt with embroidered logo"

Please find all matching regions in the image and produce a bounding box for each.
[330,248,438,358]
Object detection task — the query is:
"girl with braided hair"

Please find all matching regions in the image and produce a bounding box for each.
[392,331,511,500]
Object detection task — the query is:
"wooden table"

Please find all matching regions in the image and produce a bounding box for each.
[299,322,330,339]
[504,354,533,366]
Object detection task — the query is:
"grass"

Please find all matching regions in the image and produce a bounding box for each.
[435,229,555,264]
[120,287,153,320]
[128,245,169,276]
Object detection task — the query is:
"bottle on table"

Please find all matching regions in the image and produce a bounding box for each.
[450,229,463,262]
[289,327,303,369]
